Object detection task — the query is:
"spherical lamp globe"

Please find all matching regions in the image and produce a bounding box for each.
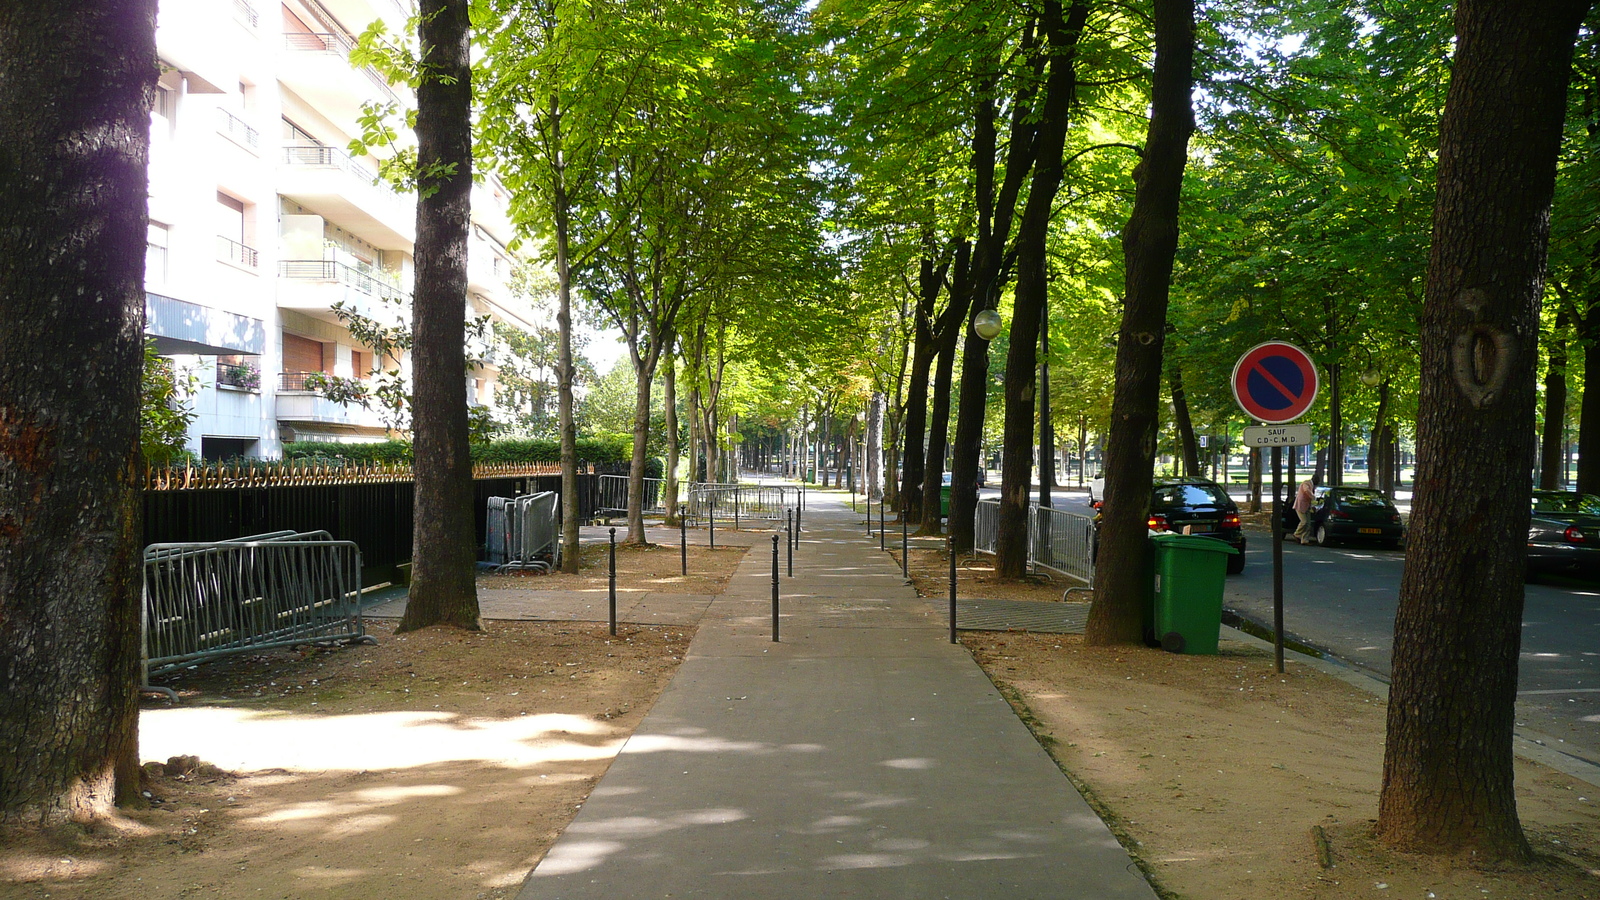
[972,309,1003,341]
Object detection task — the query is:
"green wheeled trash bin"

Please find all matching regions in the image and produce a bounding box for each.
[1149,533,1237,654]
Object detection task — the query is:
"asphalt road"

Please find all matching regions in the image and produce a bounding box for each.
[976,484,1599,766]
[1223,530,1600,771]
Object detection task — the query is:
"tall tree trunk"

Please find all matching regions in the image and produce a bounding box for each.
[1085,0,1195,643]
[920,243,974,534]
[626,348,656,544]
[1378,0,1590,860]
[664,355,680,521]
[867,392,884,501]
[399,0,480,632]
[950,23,1041,554]
[1540,325,1568,489]
[0,0,155,825]
[1038,302,1054,505]
[689,381,704,484]
[1327,362,1344,487]
[901,248,945,521]
[550,121,582,573]
[1370,381,1391,492]
[1170,366,1199,476]
[996,0,1091,578]
[1576,316,1600,493]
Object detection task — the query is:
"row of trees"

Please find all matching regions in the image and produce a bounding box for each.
[2,0,1596,868]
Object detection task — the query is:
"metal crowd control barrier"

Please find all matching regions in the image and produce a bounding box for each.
[596,474,665,520]
[487,491,561,572]
[687,483,802,526]
[142,531,369,699]
[972,499,1095,585]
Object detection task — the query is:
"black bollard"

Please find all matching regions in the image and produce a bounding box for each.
[786,519,794,577]
[709,498,716,549]
[608,527,617,637]
[679,504,688,576]
[771,534,780,642]
[949,534,958,644]
[865,498,872,536]
[879,500,886,551]
[734,488,741,531]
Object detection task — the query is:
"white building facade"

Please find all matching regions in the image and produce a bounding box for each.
[147,0,532,460]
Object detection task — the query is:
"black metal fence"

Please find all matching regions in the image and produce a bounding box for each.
[144,467,622,587]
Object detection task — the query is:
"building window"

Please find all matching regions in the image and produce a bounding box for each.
[282,117,319,144]
[280,332,329,390]
[146,222,169,286]
[216,192,257,268]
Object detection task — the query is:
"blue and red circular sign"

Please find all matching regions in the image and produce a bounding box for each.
[1231,341,1319,424]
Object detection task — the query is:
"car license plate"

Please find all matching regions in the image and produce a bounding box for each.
[1358,527,1380,534]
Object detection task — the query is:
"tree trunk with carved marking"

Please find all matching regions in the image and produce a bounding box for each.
[1085,0,1194,643]
[1377,0,1591,860]
[0,1,156,826]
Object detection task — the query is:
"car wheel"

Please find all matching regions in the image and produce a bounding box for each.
[1226,551,1245,575]
[1315,523,1335,547]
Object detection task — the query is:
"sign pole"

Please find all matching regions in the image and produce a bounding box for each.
[1233,341,1318,678]
[1271,445,1285,674]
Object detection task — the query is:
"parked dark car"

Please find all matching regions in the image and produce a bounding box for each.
[1527,491,1600,578]
[1290,486,1406,548]
[1146,477,1247,574]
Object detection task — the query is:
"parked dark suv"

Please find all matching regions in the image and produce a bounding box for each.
[1148,477,1247,574]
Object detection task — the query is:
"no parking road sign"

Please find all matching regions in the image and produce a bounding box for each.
[1232,341,1319,424]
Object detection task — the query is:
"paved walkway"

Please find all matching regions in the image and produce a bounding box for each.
[515,493,1157,899]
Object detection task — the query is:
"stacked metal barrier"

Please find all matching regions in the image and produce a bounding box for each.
[142,530,368,697]
[487,491,561,572]
[686,483,802,525]
[972,499,1096,585]
[596,474,665,520]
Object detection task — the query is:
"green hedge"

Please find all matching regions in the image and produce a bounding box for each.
[282,436,636,466]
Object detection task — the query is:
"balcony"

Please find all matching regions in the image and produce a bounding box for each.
[279,32,403,137]
[232,0,258,29]
[217,235,259,269]
[278,259,409,328]
[217,109,260,152]
[275,372,389,434]
[278,144,415,249]
[217,361,261,392]
[144,292,266,356]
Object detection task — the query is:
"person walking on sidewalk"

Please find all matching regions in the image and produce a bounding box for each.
[1293,476,1318,544]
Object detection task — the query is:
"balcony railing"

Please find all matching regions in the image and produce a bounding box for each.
[279,259,410,306]
[233,0,258,29]
[279,371,321,392]
[216,362,260,391]
[283,32,400,106]
[283,144,383,187]
[217,109,260,148]
[217,235,259,269]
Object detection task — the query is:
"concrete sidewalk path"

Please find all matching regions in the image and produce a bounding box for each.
[516,493,1158,899]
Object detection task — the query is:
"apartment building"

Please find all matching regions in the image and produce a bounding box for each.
[146,0,533,460]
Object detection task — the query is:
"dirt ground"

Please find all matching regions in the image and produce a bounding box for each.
[5,533,1598,899]
[0,541,744,900]
[898,544,1600,900]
